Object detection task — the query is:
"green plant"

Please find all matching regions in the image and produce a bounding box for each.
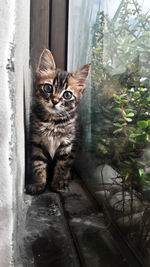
[91,0,150,188]
[112,87,150,187]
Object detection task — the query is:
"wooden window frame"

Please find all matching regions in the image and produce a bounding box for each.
[30,0,69,72]
[49,0,69,70]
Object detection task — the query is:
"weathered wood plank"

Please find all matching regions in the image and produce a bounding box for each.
[50,0,68,69]
[30,0,50,72]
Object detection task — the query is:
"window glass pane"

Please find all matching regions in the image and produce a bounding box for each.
[68,0,150,264]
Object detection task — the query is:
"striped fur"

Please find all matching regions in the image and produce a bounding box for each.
[26,49,90,194]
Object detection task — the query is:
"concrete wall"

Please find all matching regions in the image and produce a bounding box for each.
[0,0,30,266]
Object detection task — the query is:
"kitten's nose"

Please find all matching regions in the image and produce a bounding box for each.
[52,97,59,106]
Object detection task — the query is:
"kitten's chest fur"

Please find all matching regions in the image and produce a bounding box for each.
[36,119,75,159]
[45,135,61,159]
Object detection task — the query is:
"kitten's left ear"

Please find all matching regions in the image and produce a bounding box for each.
[73,64,90,91]
[36,49,56,75]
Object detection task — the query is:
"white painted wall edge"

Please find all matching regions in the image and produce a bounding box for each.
[0,0,16,266]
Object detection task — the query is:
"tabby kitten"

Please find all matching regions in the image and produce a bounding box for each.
[26,49,90,194]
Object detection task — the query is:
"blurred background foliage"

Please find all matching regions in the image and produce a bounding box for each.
[91,0,150,189]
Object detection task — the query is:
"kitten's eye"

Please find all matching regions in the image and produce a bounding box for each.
[63,91,72,100]
[44,84,53,93]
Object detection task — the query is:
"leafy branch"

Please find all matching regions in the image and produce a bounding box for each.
[91,1,150,189]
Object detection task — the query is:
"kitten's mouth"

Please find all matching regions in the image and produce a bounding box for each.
[46,104,70,118]
[47,106,59,114]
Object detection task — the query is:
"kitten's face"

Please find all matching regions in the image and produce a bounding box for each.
[35,49,90,117]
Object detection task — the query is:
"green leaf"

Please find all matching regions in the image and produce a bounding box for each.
[138,169,144,177]
[129,133,136,138]
[113,107,122,112]
[137,161,147,166]
[98,143,108,154]
[113,94,120,100]
[135,133,149,142]
[122,110,126,116]
[129,157,136,163]
[118,118,124,122]
[120,94,127,98]
[126,112,135,117]
[123,160,132,165]
[138,169,147,181]
[121,100,128,103]
[113,128,123,134]
[147,96,150,101]
[134,92,140,97]
[125,117,132,122]
[129,138,136,143]
[125,173,129,181]
[137,121,148,128]
[113,123,123,127]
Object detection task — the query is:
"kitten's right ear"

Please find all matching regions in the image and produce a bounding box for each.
[36,49,56,75]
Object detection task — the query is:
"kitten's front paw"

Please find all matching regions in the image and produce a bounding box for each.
[51,179,69,192]
[26,183,46,195]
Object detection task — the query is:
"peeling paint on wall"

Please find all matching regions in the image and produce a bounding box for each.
[0,0,30,266]
[0,0,16,265]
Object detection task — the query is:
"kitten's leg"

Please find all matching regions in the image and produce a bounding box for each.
[51,142,75,191]
[26,143,48,195]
